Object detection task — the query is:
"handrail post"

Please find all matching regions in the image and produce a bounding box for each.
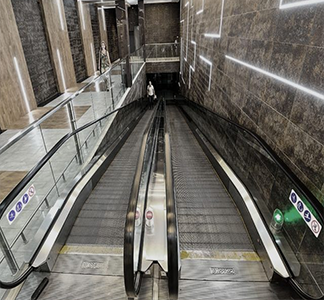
[67,102,82,164]
[0,227,19,275]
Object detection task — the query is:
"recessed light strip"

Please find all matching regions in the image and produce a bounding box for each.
[14,57,30,112]
[196,0,204,14]
[199,55,213,91]
[57,49,67,92]
[90,43,97,74]
[78,0,86,30]
[191,41,196,71]
[226,55,324,101]
[56,0,65,31]
[204,0,225,38]
[279,0,324,9]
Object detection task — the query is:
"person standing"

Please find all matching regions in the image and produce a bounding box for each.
[147,81,155,109]
[98,41,112,90]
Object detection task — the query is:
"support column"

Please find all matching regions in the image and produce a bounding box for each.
[77,1,97,76]
[0,0,37,129]
[98,7,109,47]
[40,0,77,93]
[138,0,146,61]
[116,0,132,88]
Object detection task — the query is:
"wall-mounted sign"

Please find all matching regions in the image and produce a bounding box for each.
[289,189,322,238]
[7,185,36,225]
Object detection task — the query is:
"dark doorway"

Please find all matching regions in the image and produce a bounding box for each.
[146,73,180,100]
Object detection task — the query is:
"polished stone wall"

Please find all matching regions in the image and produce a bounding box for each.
[11,0,59,106]
[180,0,324,205]
[146,61,180,74]
[145,3,180,44]
[106,9,120,63]
[64,0,87,83]
[90,5,100,66]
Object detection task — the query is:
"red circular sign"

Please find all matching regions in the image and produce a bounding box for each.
[311,220,320,234]
[146,210,153,220]
[28,186,35,197]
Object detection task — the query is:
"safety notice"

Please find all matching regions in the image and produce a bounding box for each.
[7,185,36,225]
[289,189,322,238]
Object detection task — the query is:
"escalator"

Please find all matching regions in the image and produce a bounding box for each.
[0,98,322,300]
[15,109,155,299]
[163,101,323,300]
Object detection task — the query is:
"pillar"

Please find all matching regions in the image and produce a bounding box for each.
[77,1,97,76]
[138,0,146,60]
[116,0,132,88]
[0,0,37,129]
[40,0,77,93]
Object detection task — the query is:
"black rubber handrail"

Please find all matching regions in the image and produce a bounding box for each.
[124,101,161,298]
[179,99,324,300]
[0,99,143,220]
[0,99,146,290]
[181,99,324,224]
[163,100,180,299]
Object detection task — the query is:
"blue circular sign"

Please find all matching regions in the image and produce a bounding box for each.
[16,201,23,213]
[304,210,311,222]
[8,210,16,222]
[291,192,297,203]
[297,201,304,212]
[22,194,29,205]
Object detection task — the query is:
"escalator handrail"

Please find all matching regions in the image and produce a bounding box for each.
[0,99,144,220]
[0,99,146,290]
[124,101,161,297]
[183,99,324,224]
[163,101,180,299]
[179,102,324,300]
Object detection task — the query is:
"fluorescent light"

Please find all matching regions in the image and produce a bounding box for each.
[57,49,67,91]
[14,57,30,112]
[196,0,204,14]
[90,43,97,74]
[200,55,212,66]
[101,8,106,31]
[226,55,324,101]
[204,0,224,39]
[56,0,65,31]
[205,33,221,38]
[279,0,324,9]
[191,41,196,71]
[199,55,213,91]
[189,65,194,89]
[185,2,189,61]
[78,0,86,30]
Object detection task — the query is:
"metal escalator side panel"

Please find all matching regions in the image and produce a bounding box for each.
[177,105,290,280]
[124,102,161,298]
[164,123,180,300]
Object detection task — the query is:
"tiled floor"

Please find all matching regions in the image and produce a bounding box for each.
[0,171,28,202]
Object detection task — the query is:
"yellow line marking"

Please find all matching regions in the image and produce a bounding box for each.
[59,245,123,256]
[180,250,261,261]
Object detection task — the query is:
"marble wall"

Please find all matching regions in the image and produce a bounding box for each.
[64,0,87,83]
[90,5,100,66]
[180,0,324,205]
[145,3,180,44]
[0,0,37,129]
[11,0,58,106]
[106,9,120,63]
